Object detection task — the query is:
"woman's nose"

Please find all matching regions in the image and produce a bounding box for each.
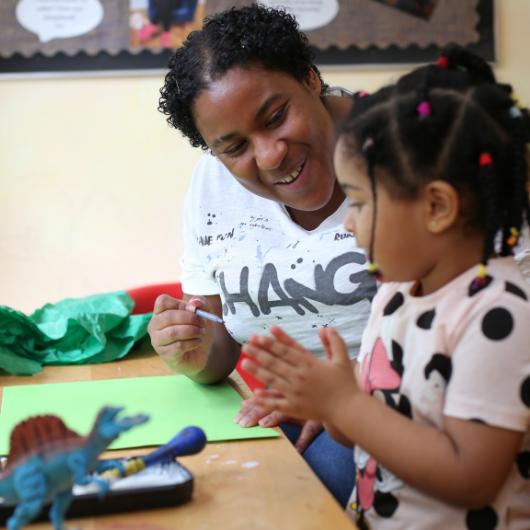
[254,136,287,171]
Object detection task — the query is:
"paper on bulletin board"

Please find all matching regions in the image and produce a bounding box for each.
[0,375,278,455]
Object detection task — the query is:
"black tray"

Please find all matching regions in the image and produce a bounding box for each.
[0,460,194,524]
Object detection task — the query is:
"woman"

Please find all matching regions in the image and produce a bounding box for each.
[147,4,376,507]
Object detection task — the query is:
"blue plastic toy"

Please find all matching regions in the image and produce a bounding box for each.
[0,406,148,530]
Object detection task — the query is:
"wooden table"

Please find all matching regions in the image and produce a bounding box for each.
[0,345,356,530]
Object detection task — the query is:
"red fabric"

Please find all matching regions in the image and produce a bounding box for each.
[237,352,265,391]
[126,283,263,391]
[127,283,183,314]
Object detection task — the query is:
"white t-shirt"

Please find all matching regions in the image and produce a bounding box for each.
[180,153,376,357]
[349,257,530,530]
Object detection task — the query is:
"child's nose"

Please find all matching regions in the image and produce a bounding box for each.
[343,212,356,234]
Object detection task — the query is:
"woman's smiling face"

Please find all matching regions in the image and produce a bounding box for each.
[192,66,339,215]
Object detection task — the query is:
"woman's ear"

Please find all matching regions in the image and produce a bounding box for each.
[423,180,460,234]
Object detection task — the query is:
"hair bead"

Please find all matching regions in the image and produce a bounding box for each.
[468,263,491,295]
[511,94,523,109]
[436,55,449,68]
[469,268,492,295]
[416,100,432,118]
[362,137,375,153]
[367,262,382,281]
[367,262,378,273]
[509,105,523,119]
[507,227,520,247]
[479,152,493,167]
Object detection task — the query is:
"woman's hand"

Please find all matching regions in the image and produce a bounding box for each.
[234,393,287,427]
[234,393,323,452]
[295,420,324,453]
[147,295,215,376]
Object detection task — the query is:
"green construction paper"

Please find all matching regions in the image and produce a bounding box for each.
[0,291,151,375]
[0,375,278,455]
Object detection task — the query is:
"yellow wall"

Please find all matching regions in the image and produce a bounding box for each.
[1,0,529,312]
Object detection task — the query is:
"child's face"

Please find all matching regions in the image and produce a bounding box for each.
[334,138,434,282]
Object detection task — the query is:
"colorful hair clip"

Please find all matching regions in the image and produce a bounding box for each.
[417,100,432,118]
[479,152,493,167]
[507,227,520,247]
[358,90,370,98]
[436,55,449,69]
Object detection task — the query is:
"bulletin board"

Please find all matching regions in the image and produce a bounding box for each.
[0,0,494,76]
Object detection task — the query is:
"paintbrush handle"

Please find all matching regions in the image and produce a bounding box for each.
[100,426,207,480]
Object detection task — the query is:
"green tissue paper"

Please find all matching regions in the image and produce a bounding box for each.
[0,292,151,375]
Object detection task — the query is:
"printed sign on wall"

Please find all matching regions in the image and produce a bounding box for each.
[0,0,494,76]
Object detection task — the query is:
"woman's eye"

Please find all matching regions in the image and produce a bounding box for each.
[224,141,247,156]
[266,104,287,127]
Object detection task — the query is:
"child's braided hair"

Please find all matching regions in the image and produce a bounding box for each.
[341,45,530,293]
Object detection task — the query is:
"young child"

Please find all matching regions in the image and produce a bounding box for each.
[241,45,530,529]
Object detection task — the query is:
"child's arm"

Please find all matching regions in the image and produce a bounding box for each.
[321,422,354,448]
[331,384,522,508]
[322,357,359,448]
[242,326,524,508]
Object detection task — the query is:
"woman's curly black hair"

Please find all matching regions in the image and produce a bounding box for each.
[158,4,327,150]
[339,44,530,290]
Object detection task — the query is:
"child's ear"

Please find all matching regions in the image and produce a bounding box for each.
[422,180,460,234]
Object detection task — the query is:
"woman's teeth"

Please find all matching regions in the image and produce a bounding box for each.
[277,165,302,185]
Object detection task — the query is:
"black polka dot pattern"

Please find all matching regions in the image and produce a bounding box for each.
[397,394,412,419]
[416,309,436,329]
[383,292,404,316]
[391,340,404,376]
[505,281,528,300]
[465,506,498,530]
[355,512,370,530]
[373,491,399,518]
[424,353,452,383]
[481,307,514,341]
[516,451,530,479]
[520,376,530,407]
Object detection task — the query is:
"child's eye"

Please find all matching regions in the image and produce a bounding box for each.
[349,202,364,210]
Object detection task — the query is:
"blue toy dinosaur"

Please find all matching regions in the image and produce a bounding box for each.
[0,406,149,530]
